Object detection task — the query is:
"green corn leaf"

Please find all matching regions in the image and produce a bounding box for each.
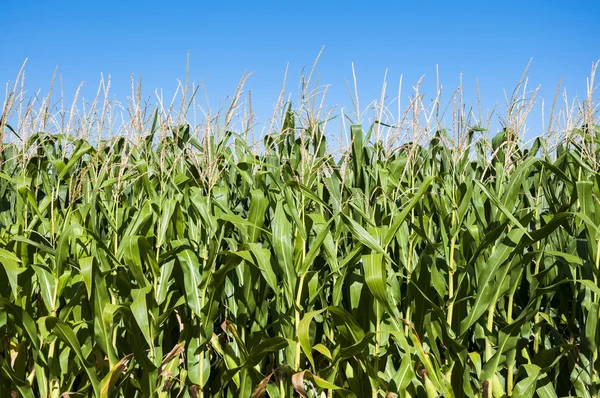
[0,248,21,299]
[130,286,153,348]
[297,309,326,369]
[340,213,391,263]
[383,176,436,248]
[174,244,203,319]
[246,243,279,294]
[460,227,527,335]
[45,317,100,396]
[474,180,532,239]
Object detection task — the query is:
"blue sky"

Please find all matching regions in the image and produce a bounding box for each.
[2,0,599,140]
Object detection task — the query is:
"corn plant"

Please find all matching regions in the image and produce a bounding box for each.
[0,64,599,397]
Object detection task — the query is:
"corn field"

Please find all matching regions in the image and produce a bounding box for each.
[0,64,600,397]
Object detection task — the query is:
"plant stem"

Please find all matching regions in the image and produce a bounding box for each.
[485,302,496,398]
[294,273,306,371]
[447,237,456,327]
[373,301,381,398]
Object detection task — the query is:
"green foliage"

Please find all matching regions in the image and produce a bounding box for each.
[1,108,600,398]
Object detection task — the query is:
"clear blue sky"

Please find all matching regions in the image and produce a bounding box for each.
[2,0,599,140]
